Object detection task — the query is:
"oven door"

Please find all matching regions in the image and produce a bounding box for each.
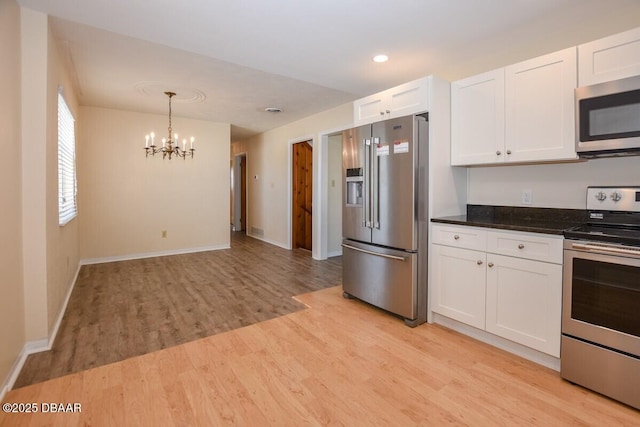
[563,240,640,357]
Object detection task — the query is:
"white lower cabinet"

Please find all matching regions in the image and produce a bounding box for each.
[485,254,562,357]
[431,224,563,357]
[431,245,486,330]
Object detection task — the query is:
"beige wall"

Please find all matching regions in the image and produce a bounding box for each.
[327,134,343,256]
[232,103,351,249]
[21,7,49,341]
[2,4,81,394]
[78,107,230,260]
[20,8,80,342]
[0,0,25,391]
[46,22,80,332]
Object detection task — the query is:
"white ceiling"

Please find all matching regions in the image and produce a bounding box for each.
[17,0,640,140]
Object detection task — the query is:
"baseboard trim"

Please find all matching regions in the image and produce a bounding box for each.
[0,263,81,401]
[245,233,290,250]
[80,244,230,266]
[431,313,561,372]
[327,250,342,258]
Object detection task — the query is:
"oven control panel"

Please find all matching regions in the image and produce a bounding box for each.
[587,186,640,212]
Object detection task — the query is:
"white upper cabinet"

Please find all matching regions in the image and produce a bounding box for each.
[354,92,387,125]
[451,47,577,166]
[505,48,577,163]
[579,26,640,86]
[451,69,505,165]
[353,77,429,126]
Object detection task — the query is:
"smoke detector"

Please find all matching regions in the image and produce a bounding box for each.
[264,107,283,113]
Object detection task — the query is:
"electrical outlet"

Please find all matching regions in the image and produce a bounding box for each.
[162,230,167,238]
[522,190,533,205]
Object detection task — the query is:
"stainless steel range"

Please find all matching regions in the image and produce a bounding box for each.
[562,186,640,409]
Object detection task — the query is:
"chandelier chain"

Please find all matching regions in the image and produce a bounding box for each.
[167,91,173,141]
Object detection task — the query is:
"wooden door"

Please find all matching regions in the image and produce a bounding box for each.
[292,141,312,251]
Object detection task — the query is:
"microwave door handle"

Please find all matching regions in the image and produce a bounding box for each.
[372,137,380,229]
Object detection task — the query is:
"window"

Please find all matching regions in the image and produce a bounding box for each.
[58,90,77,225]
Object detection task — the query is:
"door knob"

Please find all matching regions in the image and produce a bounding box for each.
[477,260,483,265]
[454,235,460,240]
[496,151,502,156]
[518,244,525,249]
[488,262,494,268]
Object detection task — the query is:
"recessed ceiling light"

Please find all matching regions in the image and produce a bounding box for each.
[264,107,283,113]
[373,54,389,63]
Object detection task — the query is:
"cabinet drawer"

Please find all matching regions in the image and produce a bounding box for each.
[431,224,487,251]
[487,230,563,264]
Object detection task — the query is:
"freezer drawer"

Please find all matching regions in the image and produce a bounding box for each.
[342,240,417,320]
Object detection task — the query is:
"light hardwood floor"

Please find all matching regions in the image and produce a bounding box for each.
[2,286,638,426]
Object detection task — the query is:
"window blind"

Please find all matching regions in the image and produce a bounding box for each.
[58,92,77,225]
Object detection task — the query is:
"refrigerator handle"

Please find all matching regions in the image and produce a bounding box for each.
[363,138,371,228]
[341,243,407,261]
[372,137,380,229]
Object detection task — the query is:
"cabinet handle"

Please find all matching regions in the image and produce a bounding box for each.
[488,262,494,268]
[506,149,512,155]
[453,234,460,240]
[496,150,502,156]
[518,244,525,249]
[477,260,483,265]
[386,110,391,114]
[379,111,385,116]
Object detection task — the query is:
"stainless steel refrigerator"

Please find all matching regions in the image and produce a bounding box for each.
[342,114,428,327]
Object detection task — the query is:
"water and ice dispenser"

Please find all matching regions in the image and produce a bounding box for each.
[345,167,363,207]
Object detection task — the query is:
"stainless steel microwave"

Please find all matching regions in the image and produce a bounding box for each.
[575,74,640,158]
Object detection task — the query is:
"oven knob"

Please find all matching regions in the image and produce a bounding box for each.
[595,191,607,202]
[610,191,622,202]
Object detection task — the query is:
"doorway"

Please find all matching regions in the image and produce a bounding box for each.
[232,153,247,233]
[292,140,313,251]
[239,155,247,232]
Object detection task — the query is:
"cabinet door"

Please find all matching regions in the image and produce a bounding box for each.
[505,47,577,163]
[578,26,640,86]
[431,245,486,329]
[353,92,387,126]
[388,77,429,119]
[451,69,505,165]
[485,254,562,357]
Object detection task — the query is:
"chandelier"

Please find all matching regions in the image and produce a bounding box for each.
[144,91,195,159]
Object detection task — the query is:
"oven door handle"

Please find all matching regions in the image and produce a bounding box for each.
[571,242,640,257]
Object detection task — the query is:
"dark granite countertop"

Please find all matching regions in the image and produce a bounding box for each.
[431,205,588,235]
